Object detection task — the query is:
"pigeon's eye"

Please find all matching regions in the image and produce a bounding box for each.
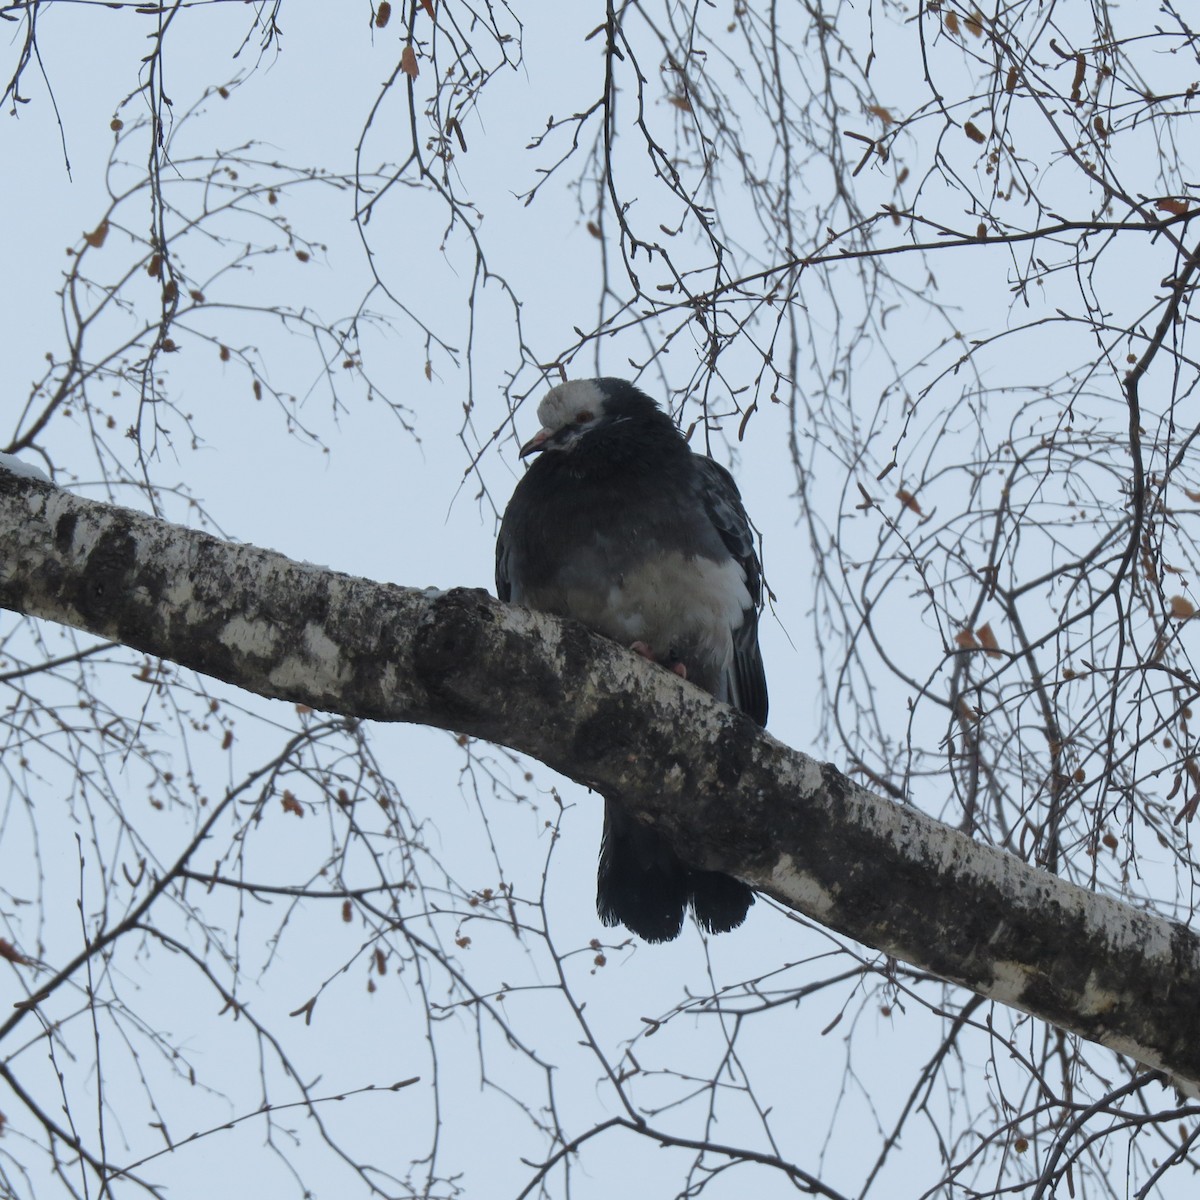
[574,410,593,423]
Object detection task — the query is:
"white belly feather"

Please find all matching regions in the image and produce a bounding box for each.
[562,550,749,672]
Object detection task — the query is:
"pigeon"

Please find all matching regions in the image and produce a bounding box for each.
[495,377,767,942]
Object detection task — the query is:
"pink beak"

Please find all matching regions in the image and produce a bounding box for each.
[519,428,552,458]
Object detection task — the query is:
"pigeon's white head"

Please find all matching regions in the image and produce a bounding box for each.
[519,380,610,458]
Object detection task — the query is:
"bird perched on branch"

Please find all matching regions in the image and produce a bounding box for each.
[496,377,767,942]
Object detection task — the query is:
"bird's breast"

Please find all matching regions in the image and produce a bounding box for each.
[522,543,750,692]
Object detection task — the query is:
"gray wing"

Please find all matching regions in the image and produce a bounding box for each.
[694,456,768,726]
[495,515,514,603]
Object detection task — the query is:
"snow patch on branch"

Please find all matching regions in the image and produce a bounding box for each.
[0,453,50,482]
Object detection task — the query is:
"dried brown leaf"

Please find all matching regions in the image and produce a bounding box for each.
[1169,595,1195,620]
[0,938,29,966]
[977,622,1002,658]
[1070,54,1086,103]
[1156,197,1189,216]
[1175,791,1200,825]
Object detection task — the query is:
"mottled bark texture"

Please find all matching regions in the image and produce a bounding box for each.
[2,468,1198,1091]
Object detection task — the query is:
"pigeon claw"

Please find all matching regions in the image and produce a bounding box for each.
[628,641,688,680]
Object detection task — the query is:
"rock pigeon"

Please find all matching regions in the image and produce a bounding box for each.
[495,378,767,942]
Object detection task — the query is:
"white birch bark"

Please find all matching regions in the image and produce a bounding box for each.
[2,466,1197,1092]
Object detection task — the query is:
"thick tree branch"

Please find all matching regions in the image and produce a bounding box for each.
[2,468,1198,1091]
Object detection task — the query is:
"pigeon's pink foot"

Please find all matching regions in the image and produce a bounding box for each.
[629,641,688,680]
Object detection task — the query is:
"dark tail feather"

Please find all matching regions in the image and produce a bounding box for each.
[597,800,687,943]
[689,870,754,935]
[597,800,753,942]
